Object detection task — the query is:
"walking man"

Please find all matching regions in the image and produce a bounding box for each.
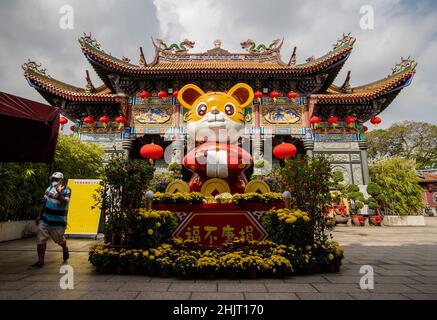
[29,172,71,269]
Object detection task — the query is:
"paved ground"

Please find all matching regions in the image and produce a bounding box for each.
[1,217,437,300]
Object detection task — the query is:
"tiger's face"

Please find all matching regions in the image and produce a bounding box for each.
[178,83,254,142]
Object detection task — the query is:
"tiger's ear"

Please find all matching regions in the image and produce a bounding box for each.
[228,83,254,109]
[177,84,205,110]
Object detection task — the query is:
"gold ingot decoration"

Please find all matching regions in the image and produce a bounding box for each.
[165,179,190,193]
[244,180,271,194]
[200,178,231,197]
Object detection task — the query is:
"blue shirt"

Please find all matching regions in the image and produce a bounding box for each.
[41,185,71,229]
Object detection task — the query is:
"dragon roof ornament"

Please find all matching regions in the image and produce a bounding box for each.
[21,59,51,78]
[240,38,283,53]
[332,33,356,51]
[79,32,102,50]
[153,38,195,53]
[391,56,417,75]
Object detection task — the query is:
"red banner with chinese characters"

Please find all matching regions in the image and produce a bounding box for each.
[173,211,268,247]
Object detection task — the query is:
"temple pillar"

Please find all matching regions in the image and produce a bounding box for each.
[122,139,133,159]
[303,140,314,156]
[358,141,370,185]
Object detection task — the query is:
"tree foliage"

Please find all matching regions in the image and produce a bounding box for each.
[369,157,424,216]
[366,121,437,169]
[0,135,104,222]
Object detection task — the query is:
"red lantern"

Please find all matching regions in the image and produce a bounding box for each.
[427,183,433,191]
[99,115,110,128]
[328,115,339,128]
[59,116,68,130]
[273,143,297,159]
[70,125,75,132]
[310,116,321,128]
[140,143,164,165]
[254,91,263,103]
[363,125,368,132]
[115,115,126,130]
[84,116,94,124]
[269,90,280,102]
[158,90,168,100]
[370,116,381,126]
[287,91,299,100]
[172,90,179,98]
[344,116,356,127]
[139,91,150,100]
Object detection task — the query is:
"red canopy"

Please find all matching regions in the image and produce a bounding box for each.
[0,91,60,163]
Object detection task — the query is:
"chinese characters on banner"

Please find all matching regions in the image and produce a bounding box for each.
[173,211,267,247]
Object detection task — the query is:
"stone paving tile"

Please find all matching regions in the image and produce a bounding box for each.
[265,283,317,293]
[244,292,298,300]
[149,277,196,283]
[191,292,244,300]
[0,281,31,290]
[351,293,410,300]
[137,291,192,300]
[25,290,88,300]
[406,284,437,294]
[297,292,355,300]
[22,274,65,282]
[80,291,140,300]
[0,290,38,300]
[412,271,437,277]
[169,282,217,292]
[323,275,360,284]
[375,270,421,277]
[21,282,64,291]
[0,274,30,281]
[418,266,437,271]
[218,283,267,292]
[283,276,329,283]
[118,282,170,292]
[106,275,153,282]
[379,264,424,271]
[403,293,437,300]
[75,281,125,291]
[410,277,437,284]
[74,275,114,282]
[312,283,365,293]
[371,284,420,294]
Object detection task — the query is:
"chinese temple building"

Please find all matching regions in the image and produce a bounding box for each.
[23,33,416,189]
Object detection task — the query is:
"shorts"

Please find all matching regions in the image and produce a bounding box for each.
[36,222,66,245]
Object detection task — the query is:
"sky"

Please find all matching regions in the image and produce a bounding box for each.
[0,0,436,129]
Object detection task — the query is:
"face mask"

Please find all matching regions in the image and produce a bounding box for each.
[51,181,59,188]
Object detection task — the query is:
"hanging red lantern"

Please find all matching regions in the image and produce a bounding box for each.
[84,116,94,132]
[99,115,110,128]
[344,116,356,127]
[254,91,263,103]
[115,115,126,130]
[84,116,94,124]
[427,183,433,191]
[59,116,68,130]
[140,143,164,165]
[139,91,150,100]
[328,115,339,128]
[287,91,299,100]
[370,116,381,126]
[172,90,179,98]
[70,125,75,132]
[273,143,297,159]
[310,116,321,128]
[363,125,368,132]
[269,90,280,103]
[158,90,168,100]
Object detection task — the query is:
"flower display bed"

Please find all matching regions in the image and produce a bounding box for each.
[89,239,344,279]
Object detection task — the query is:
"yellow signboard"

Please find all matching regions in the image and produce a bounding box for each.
[65,179,102,236]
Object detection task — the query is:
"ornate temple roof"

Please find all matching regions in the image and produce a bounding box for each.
[79,33,355,86]
[22,60,123,105]
[311,57,417,104]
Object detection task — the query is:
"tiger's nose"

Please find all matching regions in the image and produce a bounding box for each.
[211,107,220,115]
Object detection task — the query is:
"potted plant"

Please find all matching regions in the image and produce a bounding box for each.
[174,255,197,280]
[197,256,220,279]
[157,256,173,277]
